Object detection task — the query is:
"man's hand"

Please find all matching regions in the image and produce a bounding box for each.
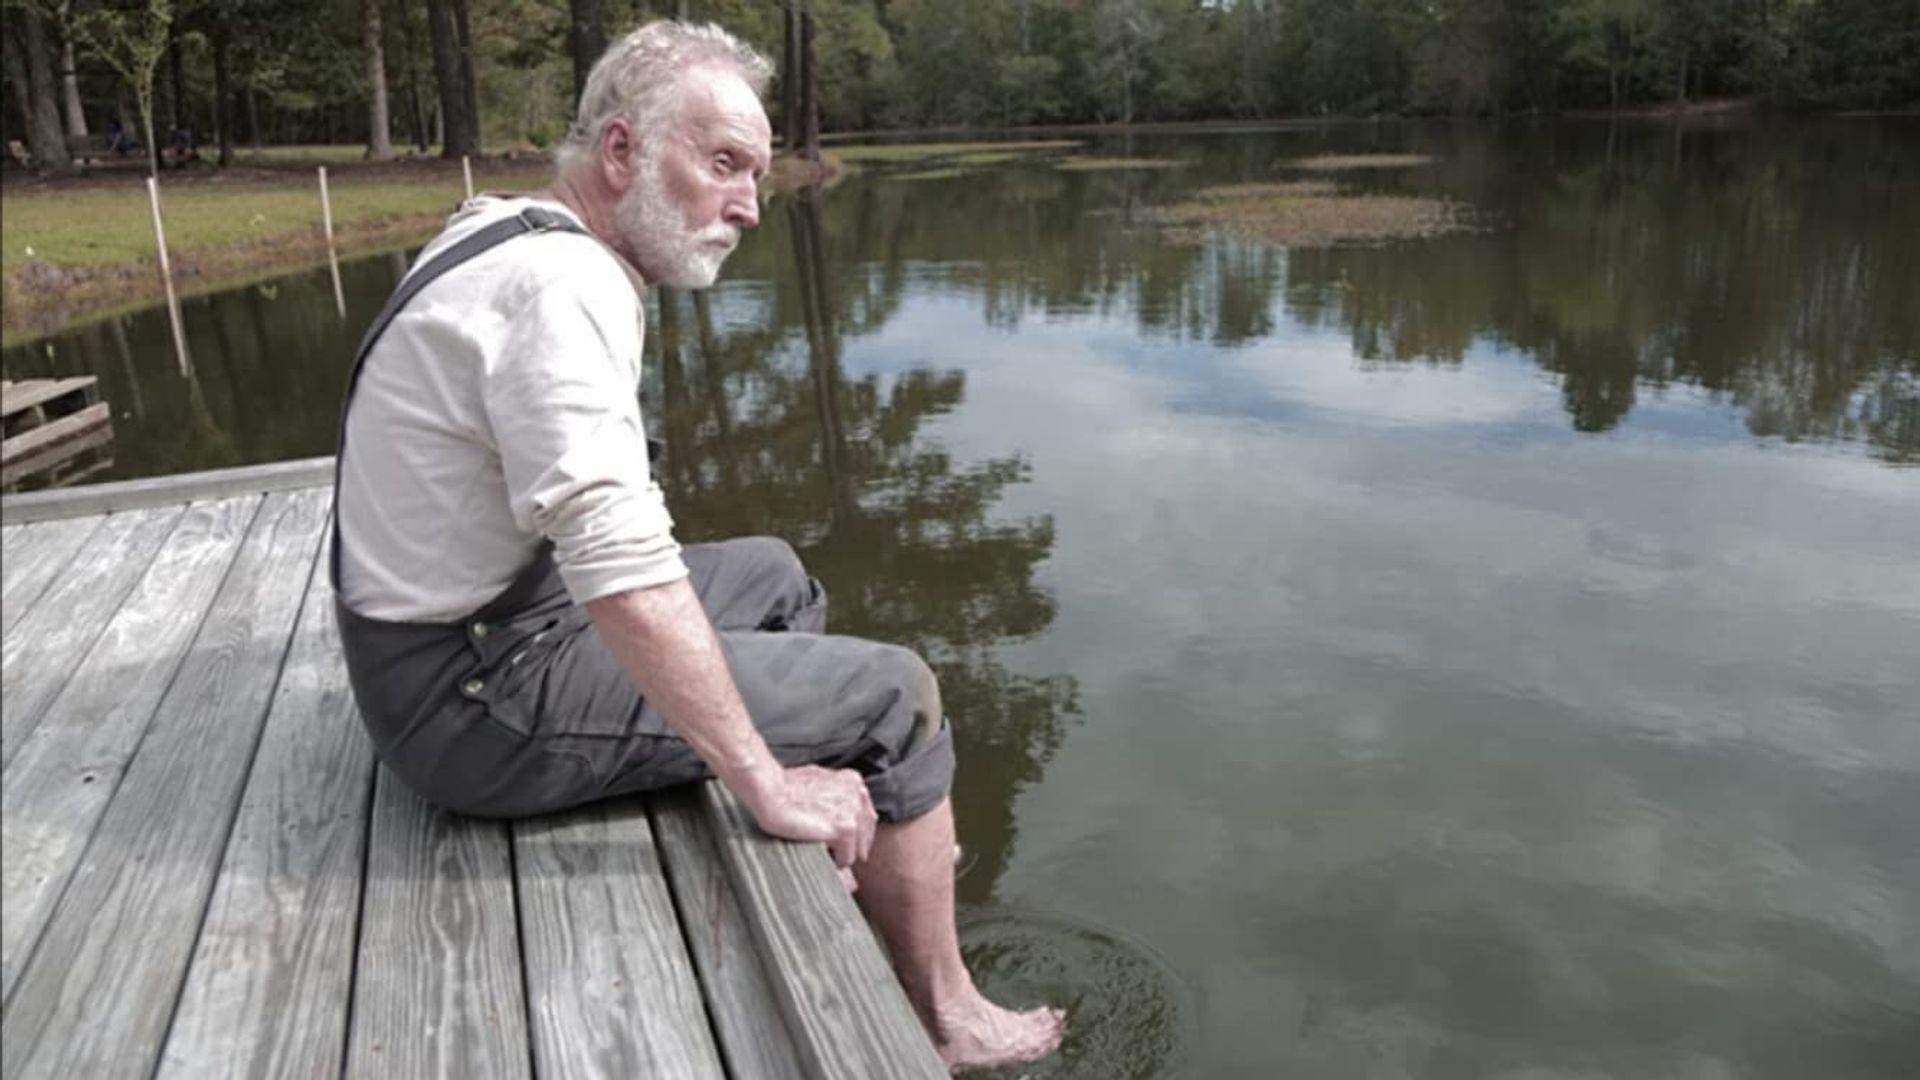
[738,763,877,873]
[584,578,875,884]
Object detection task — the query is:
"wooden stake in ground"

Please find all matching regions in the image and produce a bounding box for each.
[462,155,474,201]
[317,166,346,320]
[145,176,190,377]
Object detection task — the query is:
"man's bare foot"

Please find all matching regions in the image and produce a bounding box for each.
[931,994,1066,1072]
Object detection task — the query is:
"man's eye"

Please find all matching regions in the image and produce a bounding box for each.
[713,154,733,175]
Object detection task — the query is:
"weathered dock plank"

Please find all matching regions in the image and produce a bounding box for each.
[155,537,376,1080]
[0,496,256,1000]
[0,505,183,767]
[0,376,97,421]
[700,785,949,1079]
[0,514,103,635]
[0,490,328,1080]
[345,769,531,1080]
[512,799,727,1079]
[652,786,808,1080]
[0,402,113,488]
[0,455,333,525]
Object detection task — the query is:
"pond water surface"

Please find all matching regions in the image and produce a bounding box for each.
[5,119,1917,1078]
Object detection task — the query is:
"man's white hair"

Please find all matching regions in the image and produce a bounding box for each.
[556,20,773,175]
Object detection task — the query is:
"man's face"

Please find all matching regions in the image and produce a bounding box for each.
[618,67,771,288]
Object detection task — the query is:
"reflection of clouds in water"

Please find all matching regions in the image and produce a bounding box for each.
[1229,331,1562,427]
[842,287,1920,1073]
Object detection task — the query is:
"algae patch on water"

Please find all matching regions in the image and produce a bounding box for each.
[1151,180,1468,246]
[1055,157,1184,172]
[1284,153,1436,171]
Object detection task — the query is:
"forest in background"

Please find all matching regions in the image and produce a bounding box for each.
[4,0,1918,176]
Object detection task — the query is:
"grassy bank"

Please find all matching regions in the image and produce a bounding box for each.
[0,147,856,343]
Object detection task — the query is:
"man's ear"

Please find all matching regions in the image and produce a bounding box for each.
[601,118,638,194]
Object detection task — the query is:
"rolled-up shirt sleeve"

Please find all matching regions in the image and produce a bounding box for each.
[482,260,687,604]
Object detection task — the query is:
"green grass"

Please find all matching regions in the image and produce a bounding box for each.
[0,161,551,274]
[232,144,429,164]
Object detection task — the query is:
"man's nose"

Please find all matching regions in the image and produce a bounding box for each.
[724,186,759,229]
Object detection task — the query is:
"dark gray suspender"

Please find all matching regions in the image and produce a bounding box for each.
[329,206,589,589]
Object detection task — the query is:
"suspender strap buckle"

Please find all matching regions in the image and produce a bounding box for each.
[518,207,571,233]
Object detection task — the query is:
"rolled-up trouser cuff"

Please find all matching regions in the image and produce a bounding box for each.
[864,719,955,823]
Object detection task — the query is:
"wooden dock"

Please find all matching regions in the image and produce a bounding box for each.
[1,377,114,491]
[0,459,946,1079]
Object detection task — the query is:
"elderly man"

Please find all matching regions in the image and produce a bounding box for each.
[331,19,1063,1071]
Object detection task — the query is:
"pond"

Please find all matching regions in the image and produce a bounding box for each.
[5,118,1917,1077]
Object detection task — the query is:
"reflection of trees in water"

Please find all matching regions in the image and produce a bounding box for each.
[782,126,1917,464]
[0,257,402,480]
[652,188,1078,903]
[1283,126,1919,462]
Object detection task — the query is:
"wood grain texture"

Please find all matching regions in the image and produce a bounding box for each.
[155,535,376,1080]
[0,456,333,525]
[345,768,531,1080]
[0,505,184,767]
[651,785,808,1080]
[0,402,112,486]
[0,376,96,417]
[0,489,329,1080]
[700,783,948,1079]
[0,514,103,636]
[0,497,255,1001]
[512,798,727,1080]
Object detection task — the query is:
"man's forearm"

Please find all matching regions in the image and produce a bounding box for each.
[585,577,781,801]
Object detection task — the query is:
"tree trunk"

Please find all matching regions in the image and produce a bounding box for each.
[245,81,261,150]
[3,26,34,141]
[400,10,429,151]
[799,7,819,160]
[781,3,800,148]
[168,33,186,142]
[1673,46,1688,107]
[214,27,233,166]
[365,0,393,159]
[60,37,87,136]
[427,0,475,156]
[453,0,480,150]
[20,12,73,171]
[568,0,605,108]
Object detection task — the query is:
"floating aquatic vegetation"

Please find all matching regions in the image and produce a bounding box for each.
[1055,157,1185,172]
[1151,181,1468,246]
[1283,153,1436,171]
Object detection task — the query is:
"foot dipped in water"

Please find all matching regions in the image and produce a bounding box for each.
[931,992,1066,1072]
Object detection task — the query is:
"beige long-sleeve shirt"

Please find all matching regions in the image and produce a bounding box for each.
[337,196,687,623]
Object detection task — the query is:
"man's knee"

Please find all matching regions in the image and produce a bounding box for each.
[734,535,819,620]
[863,645,954,822]
[875,644,945,755]
[733,535,805,586]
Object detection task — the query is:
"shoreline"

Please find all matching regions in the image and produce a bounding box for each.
[1,151,847,345]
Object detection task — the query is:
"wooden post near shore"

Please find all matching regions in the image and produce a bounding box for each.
[317,167,346,320]
[462,155,474,201]
[144,177,190,377]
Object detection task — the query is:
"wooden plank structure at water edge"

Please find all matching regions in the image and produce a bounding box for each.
[1,377,114,490]
[0,458,946,1079]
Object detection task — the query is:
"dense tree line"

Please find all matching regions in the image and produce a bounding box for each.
[4,0,1916,175]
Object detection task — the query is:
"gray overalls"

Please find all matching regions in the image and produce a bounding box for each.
[332,206,953,821]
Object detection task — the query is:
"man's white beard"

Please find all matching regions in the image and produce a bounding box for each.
[619,153,739,288]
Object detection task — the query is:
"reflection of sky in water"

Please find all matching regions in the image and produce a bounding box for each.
[829,286,1920,1076]
[843,285,1888,465]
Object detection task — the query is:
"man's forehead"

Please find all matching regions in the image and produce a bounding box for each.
[675,68,771,146]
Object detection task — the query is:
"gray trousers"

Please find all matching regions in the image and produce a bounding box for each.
[337,536,954,821]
